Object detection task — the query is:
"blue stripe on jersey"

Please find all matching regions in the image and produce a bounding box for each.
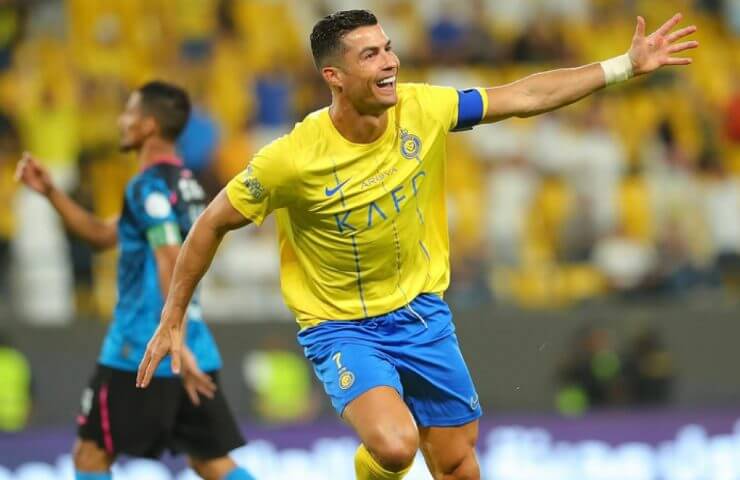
[452,89,485,131]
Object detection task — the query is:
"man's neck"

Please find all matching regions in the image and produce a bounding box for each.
[138,138,178,169]
[329,96,389,144]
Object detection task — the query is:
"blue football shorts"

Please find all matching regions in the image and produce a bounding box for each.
[297,293,482,427]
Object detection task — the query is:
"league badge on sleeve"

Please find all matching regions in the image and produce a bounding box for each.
[145,192,172,219]
[243,165,266,201]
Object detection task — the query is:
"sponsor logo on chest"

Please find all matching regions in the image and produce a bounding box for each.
[321,129,427,233]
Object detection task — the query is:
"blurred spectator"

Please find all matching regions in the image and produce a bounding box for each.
[593,236,657,293]
[0,1,25,71]
[567,99,623,237]
[699,152,740,287]
[176,105,220,196]
[294,62,333,118]
[65,150,97,317]
[562,194,599,262]
[175,0,216,63]
[526,171,573,263]
[214,119,255,188]
[18,81,79,177]
[242,337,319,424]
[423,0,506,65]
[622,327,674,405]
[465,1,503,65]
[726,0,740,33]
[643,119,712,294]
[556,324,674,415]
[556,326,626,416]
[250,63,296,158]
[512,16,571,63]
[66,2,143,82]
[14,75,78,324]
[368,0,425,65]
[694,0,723,15]
[447,253,492,309]
[485,155,537,265]
[254,65,294,129]
[725,84,740,143]
[0,331,32,432]
[0,110,19,310]
[426,6,469,65]
[594,163,657,293]
[216,0,237,37]
[177,105,219,174]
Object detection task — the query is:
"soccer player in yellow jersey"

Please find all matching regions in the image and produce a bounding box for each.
[138,10,698,480]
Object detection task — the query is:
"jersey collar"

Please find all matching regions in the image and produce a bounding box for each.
[140,155,183,172]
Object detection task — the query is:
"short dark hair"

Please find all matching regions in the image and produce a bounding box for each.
[310,9,378,68]
[136,81,191,141]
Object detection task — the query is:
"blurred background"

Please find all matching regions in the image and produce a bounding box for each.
[1,0,740,478]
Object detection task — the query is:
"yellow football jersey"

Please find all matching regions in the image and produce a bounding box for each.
[226,83,487,328]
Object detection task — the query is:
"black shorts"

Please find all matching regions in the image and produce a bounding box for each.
[77,364,245,460]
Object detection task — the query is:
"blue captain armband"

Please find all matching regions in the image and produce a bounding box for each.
[451,88,487,132]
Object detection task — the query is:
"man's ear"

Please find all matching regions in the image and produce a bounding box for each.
[142,116,159,137]
[322,66,343,91]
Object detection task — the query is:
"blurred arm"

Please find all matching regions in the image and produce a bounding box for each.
[15,153,117,250]
[46,189,118,250]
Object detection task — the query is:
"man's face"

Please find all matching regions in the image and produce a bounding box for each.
[327,24,400,113]
[117,92,154,152]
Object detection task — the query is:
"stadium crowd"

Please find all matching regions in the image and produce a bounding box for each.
[0,0,739,322]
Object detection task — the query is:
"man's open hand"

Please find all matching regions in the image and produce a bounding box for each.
[629,13,699,76]
[136,319,183,388]
[180,347,216,406]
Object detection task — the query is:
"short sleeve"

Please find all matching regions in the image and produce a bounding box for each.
[128,177,182,247]
[451,88,488,132]
[225,137,297,225]
[129,178,178,229]
[414,83,488,132]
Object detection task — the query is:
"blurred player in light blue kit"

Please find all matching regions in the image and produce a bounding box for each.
[16,81,255,480]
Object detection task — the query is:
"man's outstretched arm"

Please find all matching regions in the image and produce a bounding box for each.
[15,152,118,250]
[482,13,698,123]
[136,189,250,388]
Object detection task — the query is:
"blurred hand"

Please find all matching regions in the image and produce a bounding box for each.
[180,346,216,406]
[628,13,699,76]
[15,152,54,196]
[136,316,183,388]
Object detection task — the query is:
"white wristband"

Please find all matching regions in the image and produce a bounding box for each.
[600,53,634,86]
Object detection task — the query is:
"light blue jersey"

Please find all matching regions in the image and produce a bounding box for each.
[99,157,221,377]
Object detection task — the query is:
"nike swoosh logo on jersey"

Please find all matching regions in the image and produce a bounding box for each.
[325,178,351,197]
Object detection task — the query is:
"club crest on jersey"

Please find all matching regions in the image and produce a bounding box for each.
[243,165,265,200]
[399,129,421,160]
[339,370,355,390]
